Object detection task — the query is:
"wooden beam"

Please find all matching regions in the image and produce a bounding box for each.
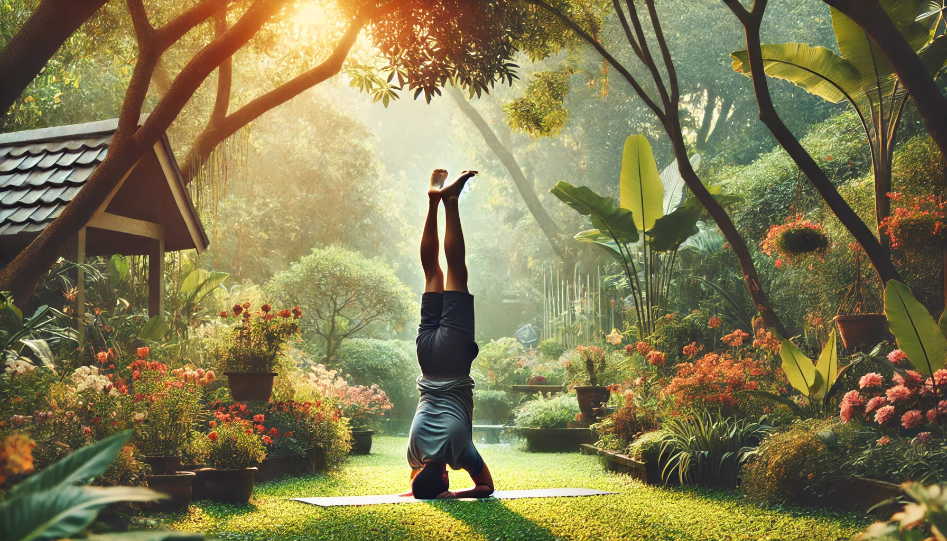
[76,227,86,348]
[87,212,164,240]
[148,237,165,318]
[153,140,208,253]
[89,158,142,222]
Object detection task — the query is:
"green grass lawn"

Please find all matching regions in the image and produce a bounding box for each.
[155,436,870,541]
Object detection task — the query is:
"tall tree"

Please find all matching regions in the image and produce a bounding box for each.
[0,0,108,115]
[527,0,788,336]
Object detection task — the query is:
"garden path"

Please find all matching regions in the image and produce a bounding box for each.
[159,436,870,540]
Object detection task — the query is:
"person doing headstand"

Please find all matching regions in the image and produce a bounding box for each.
[404,168,495,500]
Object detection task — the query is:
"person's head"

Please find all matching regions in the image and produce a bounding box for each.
[412,462,448,499]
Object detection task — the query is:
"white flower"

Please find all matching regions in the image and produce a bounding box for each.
[4,355,37,376]
[71,365,110,393]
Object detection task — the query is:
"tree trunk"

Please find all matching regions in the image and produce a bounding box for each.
[446,86,564,258]
[179,16,367,185]
[732,3,902,286]
[0,0,107,115]
[823,0,947,164]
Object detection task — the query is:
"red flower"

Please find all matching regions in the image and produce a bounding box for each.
[256,424,265,433]
[262,436,273,445]
[208,431,219,441]
[219,311,228,318]
[209,421,217,428]
[137,347,150,359]
[253,414,265,423]
[261,304,272,313]
[707,316,722,329]
[96,351,108,364]
[634,341,651,355]
[284,431,293,438]
[232,304,243,316]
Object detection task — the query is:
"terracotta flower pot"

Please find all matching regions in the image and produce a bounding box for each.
[834,314,888,350]
[203,467,257,503]
[224,371,278,402]
[146,471,195,512]
[142,455,181,475]
[349,429,374,455]
[574,386,611,417]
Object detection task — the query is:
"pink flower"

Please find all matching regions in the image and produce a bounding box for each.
[907,371,925,385]
[875,405,896,425]
[902,409,924,429]
[859,373,884,389]
[842,390,865,407]
[927,408,938,423]
[840,402,854,423]
[935,369,947,386]
[886,384,913,403]
[877,436,891,446]
[918,432,931,443]
[888,349,908,364]
[865,396,887,414]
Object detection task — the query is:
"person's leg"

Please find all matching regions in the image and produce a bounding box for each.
[422,169,448,293]
[441,170,476,292]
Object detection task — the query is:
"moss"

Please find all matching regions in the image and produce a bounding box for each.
[153,436,869,540]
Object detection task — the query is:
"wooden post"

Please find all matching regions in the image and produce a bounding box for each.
[76,227,86,348]
[148,237,165,318]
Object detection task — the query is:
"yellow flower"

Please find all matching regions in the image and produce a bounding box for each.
[0,434,35,484]
[605,328,623,346]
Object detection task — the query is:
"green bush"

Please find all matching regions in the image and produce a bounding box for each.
[472,390,513,423]
[337,338,419,425]
[512,394,580,429]
[626,430,666,462]
[537,339,565,361]
[593,393,658,451]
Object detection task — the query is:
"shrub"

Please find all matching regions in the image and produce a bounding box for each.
[662,351,780,415]
[659,410,772,488]
[626,430,666,462]
[337,338,418,424]
[204,417,266,470]
[472,390,513,423]
[593,390,658,451]
[265,246,416,364]
[512,394,581,429]
[472,337,530,390]
[217,303,301,373]
[537,339,565,361]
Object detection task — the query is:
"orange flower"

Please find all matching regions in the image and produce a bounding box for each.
[208,431,218,441]
[96,351,108,364]
[261,304,272,313]
[242,302,251,310]
[136,347,150,359]
[0,434,35,484]
[708,316,722,329]
[219,311,228,318]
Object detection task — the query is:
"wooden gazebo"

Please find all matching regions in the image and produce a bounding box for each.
[0,117,209,340]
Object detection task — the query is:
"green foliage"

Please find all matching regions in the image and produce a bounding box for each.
[859,482,947,541]
[504,70,570,137]
[265,246,416,364]
[471,337,530,390]
[777,328,839,399]
[659,410,772,488]
[619,134,664,233]
[550,182,639,243]
[512,393,580,429]
[204,419,266,470]
[0,431,167,541]
[472,389,514,423]
[337,339,419,423]
[885,280,947,377]
[537,339,565,361]
[626,430,666,462]
[593,395,658,452]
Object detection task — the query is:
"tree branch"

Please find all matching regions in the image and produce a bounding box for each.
[211,7,232,121]
[156,0,231,51]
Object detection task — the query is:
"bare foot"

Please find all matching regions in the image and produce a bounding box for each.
[429,169,448,197]
[439,170,477,200]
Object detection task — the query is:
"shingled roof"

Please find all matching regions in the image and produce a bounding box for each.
[0,124,111,235]
[0,117,208,260]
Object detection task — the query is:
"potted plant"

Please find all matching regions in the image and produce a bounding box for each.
[880,193,947,252]
[202,415,266,503]
[760,214,829,261]
[510,394,594,452]
[834,250,887,350]
[127,349,210,473]
[220,303,301,402]
[304,364,392,455]
[571,346,611,418]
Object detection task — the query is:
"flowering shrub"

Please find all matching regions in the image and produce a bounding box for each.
[223,400,324,458]
[760,215,829,261]
[0,433,34,485]
[839,367,947,432]
[220,303,301,373]
[304,364,392,429]
[127,349,210,457]
[663,351,779,414]
[203,416,266,470]
[594,389,658,451]
[880,193,947,251]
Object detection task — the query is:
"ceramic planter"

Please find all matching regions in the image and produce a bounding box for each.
[146,471,195,512]
[514,427,593,452]
[350,429,374,455]
[142,455,180,475]
[254,455,287,483]
[224,371,278,402]
[834,314,888,350]
[574,386,611,418]
[203,467,257,503]
[180,466,210,501]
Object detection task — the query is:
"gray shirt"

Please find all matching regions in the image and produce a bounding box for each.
[407,375,483,475]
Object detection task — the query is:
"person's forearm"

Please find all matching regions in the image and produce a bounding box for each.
[450,484,494,498]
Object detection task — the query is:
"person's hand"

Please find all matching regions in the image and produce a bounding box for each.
[435,490,456,499]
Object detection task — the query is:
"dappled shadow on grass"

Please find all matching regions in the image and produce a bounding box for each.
[432,498,558,541]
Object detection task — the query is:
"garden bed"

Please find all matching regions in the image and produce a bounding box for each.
[512,427,594,452]
[580,444,659,485]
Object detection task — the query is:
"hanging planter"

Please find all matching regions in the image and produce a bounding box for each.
[880,193,947,252]
[760,215,829,260]
[834,250,887,350]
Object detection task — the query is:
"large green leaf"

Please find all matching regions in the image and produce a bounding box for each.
[660,153,701,214]
[647,202,702,252]
[814,329,839,399]
[574,229,623,260]
[551,182,639,243]
[140,315,168,341]
[107,255,129,290]
[885,280,947,377]
[731,44,864,103]
[180,269,229,305]
[920,34,947,76]
[619,134,664,232]
[19,339,54,371]
[939,309,947,340]
[779,337,821,397]
[8,431,132,500]
[1,485,163,541]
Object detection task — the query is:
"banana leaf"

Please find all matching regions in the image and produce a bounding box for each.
[619,134,663,232]
[884,280,947,377]
[574,229,623,260]
[551,182,639,243]
[660,153,701,214]
[779,337,822,397]
[814,329,839,399]
[731,44,863,103]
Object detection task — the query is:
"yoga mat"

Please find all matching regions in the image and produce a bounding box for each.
[292,488,615,507]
